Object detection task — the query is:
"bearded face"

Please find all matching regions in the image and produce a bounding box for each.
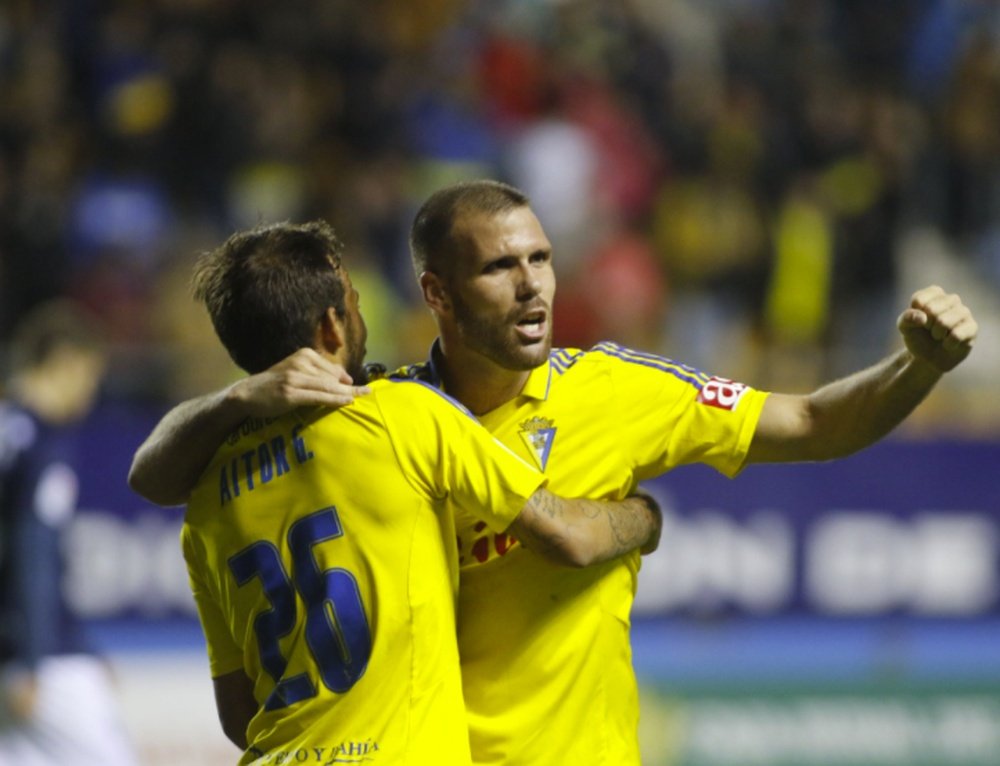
[450,287,552,371]
[442,206,556,371]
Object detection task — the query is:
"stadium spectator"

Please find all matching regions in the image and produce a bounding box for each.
[2,2,997,420]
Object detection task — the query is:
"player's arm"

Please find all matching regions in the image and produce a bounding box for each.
[212,669,257,750]
[396,384,663,567]
[747,286,977,463]
[508,489,662,568]
[128,349,368,505]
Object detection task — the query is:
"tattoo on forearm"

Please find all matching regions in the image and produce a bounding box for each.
[531,489,559,520]
[607,498,649,548]
[519,491,566,555]
[517,491,656,565]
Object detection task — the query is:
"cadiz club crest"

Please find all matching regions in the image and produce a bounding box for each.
[519,416,556,471]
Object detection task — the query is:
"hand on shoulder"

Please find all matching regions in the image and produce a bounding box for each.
[230,348,371,416]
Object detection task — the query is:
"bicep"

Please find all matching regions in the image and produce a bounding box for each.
[128,392,237,506]
[745,393,815,464]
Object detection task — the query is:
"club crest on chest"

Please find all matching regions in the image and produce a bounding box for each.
[518,416,556,471]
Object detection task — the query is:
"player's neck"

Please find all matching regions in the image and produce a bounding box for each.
[437,341,529,417]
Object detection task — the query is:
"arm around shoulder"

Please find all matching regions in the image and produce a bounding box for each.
[128,387,248,506]
[128,349,369,505]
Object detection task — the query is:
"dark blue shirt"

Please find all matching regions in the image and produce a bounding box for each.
[0,402,90,667]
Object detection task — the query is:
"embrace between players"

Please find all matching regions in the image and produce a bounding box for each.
[129,180,977,766]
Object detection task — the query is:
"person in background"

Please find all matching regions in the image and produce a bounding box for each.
[0,300,137,766]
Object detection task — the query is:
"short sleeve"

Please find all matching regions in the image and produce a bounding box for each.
[181,524,244,678]
[597,344,769,478]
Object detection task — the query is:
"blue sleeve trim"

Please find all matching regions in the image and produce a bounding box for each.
[592,341,709,388]
[550,348,584,375]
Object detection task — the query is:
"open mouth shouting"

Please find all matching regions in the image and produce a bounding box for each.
[515,307,548,343]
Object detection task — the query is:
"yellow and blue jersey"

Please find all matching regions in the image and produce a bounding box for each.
[397,341,769,766]
[183,378,545,766]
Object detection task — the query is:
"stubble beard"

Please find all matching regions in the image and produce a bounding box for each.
[453,297,552,372]
[344,313,369,384]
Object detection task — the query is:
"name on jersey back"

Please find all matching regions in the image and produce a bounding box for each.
[218,423,314,506]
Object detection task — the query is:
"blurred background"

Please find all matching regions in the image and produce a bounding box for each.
[0,0,998,763]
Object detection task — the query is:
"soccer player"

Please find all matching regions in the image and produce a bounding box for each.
[171,220,660,765]
[0,301,137,766]
[129,182,978,766]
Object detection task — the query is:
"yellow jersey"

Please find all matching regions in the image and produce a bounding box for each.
[397,341,769,766]
[182,378,545,766]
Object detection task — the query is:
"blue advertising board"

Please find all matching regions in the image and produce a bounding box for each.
[636,438,1000,619]
[64,403,1000,644]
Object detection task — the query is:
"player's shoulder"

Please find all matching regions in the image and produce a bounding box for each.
[546,343,712,406]
[366,376,476,421]
[546,344,629,381]
[551,341,676,371]
[573,341,707,383]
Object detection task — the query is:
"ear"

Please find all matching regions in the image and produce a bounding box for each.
[315,307,346,355]
[419,271,451,316]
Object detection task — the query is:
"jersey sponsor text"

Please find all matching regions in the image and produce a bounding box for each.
[697,377,750,411]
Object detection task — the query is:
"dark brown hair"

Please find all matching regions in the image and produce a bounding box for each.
[192,220,347,373]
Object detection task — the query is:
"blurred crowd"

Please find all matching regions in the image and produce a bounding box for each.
[0,0,997,432]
